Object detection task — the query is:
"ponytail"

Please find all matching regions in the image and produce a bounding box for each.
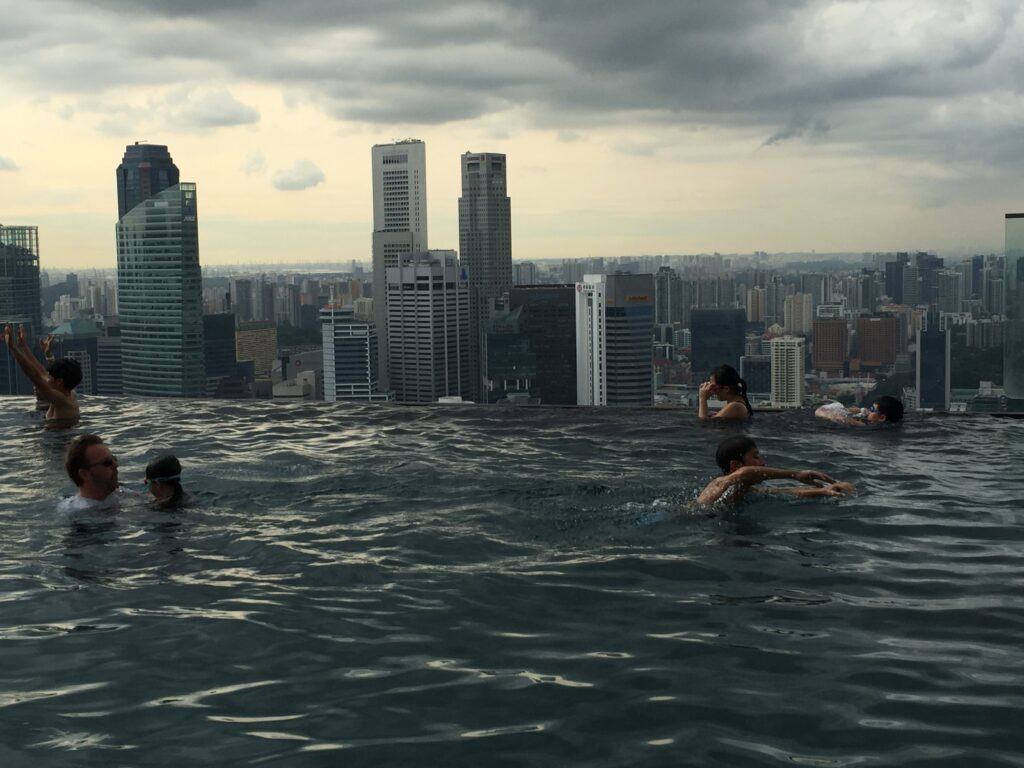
[737,377,753,417]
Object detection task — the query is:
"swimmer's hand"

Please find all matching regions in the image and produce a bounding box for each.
[16,323,28,347]
[39,334,55,359]
[824,481,856,496]
[1,324,11,347]
[698,381,715,401]
[793,469,836,487]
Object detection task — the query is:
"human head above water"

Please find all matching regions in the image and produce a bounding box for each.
[709,364,753,416]
[873,395,904,423]
[715,435,763,474]
[64,433,114,488]
[145,454,183,504]
[47,358,82,391]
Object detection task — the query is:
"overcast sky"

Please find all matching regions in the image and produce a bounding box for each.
[2,0,1023,269]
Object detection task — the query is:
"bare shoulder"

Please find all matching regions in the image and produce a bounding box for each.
[714,402,749,420]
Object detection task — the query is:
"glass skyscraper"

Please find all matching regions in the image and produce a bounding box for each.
[117,143,180,220]
[116,161,205,397]
[0,224,43,395]
[459,152,512,401]
[1005,214,1024,398]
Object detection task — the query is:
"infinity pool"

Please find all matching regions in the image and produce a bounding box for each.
[1,398,1022,766]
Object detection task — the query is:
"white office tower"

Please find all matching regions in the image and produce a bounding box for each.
[385,253,471,403]
[372,140,428,390]
[321,305,392,402]
[770,335,805,408]
[576,273,655,406]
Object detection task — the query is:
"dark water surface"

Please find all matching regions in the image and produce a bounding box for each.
[1,398,1023,767]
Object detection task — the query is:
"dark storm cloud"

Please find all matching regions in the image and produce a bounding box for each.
[5,0,1024,173]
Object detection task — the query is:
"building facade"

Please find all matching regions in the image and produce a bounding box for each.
[321,305,391,402]
[771,335,805,408]
[576,273,654,406]
[371,140,428,390]
[811,318,848,374]
[385,254,470,403]
[917,313,950,411]
[1005,213,1024,397]
[689,308,746,380]
[458,152,512,400]
[0,224,43,395]
[509,285,577,405]
[116,163,205,397]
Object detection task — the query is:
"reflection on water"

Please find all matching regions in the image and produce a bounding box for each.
[1,397,1023,766]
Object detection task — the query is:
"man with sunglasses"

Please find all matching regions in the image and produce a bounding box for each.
[58,434,121,514]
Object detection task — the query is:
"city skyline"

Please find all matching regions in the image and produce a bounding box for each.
[2,2,1024,269]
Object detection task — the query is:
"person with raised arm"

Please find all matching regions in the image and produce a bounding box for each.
[3,323,81,426]
[698,364,753,421]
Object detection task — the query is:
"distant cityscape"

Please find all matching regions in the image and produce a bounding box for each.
[1,140,1022,413]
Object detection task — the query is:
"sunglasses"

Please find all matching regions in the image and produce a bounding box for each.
[85,457,118,469]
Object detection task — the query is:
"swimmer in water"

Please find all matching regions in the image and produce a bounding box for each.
[815,395,904,427]
[58,434,120,514]
[144,455,186,508]
[3,323,81,427]
[698,364,753,421]
[697,435,855,505]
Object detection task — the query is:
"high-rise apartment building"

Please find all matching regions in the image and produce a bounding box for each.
[811,318,848,374]
[937,270,964,314]
[116,144,204,397]
[372,140,428,390]
[783,292,813,335]
[770,335,805,408]
[1005,213,1024,397]
[236,320,278,381]
[459,152,512,400]
[385,253,470,403]
[321,305,391,402]
[512,262,537,286]
[576,273,654,406]
[0,224,42,395]
[655,266,684,325]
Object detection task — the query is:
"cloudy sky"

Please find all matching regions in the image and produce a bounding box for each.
[2,0,1023,269]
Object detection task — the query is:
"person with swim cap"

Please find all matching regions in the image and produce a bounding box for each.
[144,455,186,508]
[815,395,904,427]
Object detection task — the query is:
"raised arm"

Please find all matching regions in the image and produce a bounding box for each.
[697,381,712,419]
[5,325,72,406]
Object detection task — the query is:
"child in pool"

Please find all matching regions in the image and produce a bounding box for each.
[697,435,856,505]
[815,395,904,427]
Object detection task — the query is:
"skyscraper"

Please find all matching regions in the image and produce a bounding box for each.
[509,285,577,405]
[116,151,205,397]
[372,140,428,390]
[811,318,847,374]
[0,224,42,395]
[771,335,805,408]
[689,308,746,380]
[321,305,391,402]
[385,253,470,403]
[116,142,180,220]
[459,152,512,400]
[856,315,898,368]
[916,313,950,411]
[1005,214,1024,397]
[576,273,654,406]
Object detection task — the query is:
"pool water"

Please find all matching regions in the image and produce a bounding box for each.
[1,398,1022,766]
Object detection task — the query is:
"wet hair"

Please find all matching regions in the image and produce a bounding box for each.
[711,364,753,417]
[47,358,82,391]
[65,434,105,486]
[875,395,904,423]
[715,435,758,474]
[146,455,184,505]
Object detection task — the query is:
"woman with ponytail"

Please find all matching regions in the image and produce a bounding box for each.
[698,364,753,421]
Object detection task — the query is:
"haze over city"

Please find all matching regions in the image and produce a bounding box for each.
[2,1,1023,269]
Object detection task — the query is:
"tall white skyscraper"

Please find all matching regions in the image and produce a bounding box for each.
[770,335,805,408]
[372,139,428,390]
[385,252,470,403]
[459,151,512,400]
[576,273,655,406]
[321,305,392,402]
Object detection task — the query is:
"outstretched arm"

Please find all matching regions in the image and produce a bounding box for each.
[697,466,839,505]
[761,481,856,498]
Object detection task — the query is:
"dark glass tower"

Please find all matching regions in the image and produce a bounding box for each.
[0,225,43,395]
[459,152,512,401]
[689,308,746,380]
[117,143,180,220]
